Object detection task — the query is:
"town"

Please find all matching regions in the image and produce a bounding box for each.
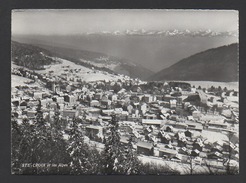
[11,62,239,175]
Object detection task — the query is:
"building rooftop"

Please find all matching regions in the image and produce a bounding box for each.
[136,141,153,150]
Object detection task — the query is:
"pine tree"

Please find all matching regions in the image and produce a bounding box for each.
[223,87,228,92]
[11,117,25,174]
[12,117,39,174]
[102,114,121,174]
[36,100,44,127]
[116,136,140,174]
[67,117,89,174]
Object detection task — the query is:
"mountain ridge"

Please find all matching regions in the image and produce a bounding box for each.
[83,29,238,37]
[148,43,238,82]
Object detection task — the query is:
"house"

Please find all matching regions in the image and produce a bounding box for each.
[131,85,142,93]
[33,92,44,99]
[127,104,133,114]
[222,142,236,152]
[158,131,171,144]
[179,147,189,155]
[90,100,100,107]
[118,111,129,121]
[66,85,72,92]
[51,82,61,93]
[203,139,213,149]
[159,147,177,158]
[20,101,28,110]
[193,139,204,151]
[207,151,223,160]
[144,126,152,135]
[94,93,103,100]
[184,130,193,138]
[49,102,58,110]
[196,90,208,104]
[211,145,224,154]
[208,122,227,129]
[169,115,179,121]
[142,119,163,128]
[101,100,112,108]
[132,131,142,142]
[135,109,140,118]
[176,132,187,147]
[11,97,21,107]
[85,125,104,142]
[99,116,112,122]
[156,95,163,101]
[58,103,65,110]
[123,96,131,104]
[101,94,109,101]
[192,111,201,120]
[109,94,118,102]
[176,97,183,106]
[54,97,64,104]
[142,94,156,103]
[119,125,133,134]
[146,134,158,144]
[136,141,154,156]
[172,122,188,130]
[143,113,158,120]
[187,122,203,132]
[165,126,174,132]
[165,144,174,149]
[41,98,53,107]
[178,138,187,147]
[87,108,101,117]
[170,99,177,108]
[120,136,129,145]
[163,95,176,102]
[171,154,183,162]
[140,103,148,115]
[213,139,225,146]
[142,95,153,103]
[130,95,140,102]
[27,100,39,108]
[64,95,77,105]
[62,109,77,119]
[102,109,114,116]
[114,108,124,115]
[26,110,36,118]
[221,109,232,119]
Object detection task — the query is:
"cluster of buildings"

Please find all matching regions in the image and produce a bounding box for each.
[11,66,239,171]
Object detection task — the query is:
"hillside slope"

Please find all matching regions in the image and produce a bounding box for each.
[149,43,238,82]
[11,41,128,82]
[33,44,154,80]
[11,41,58,70]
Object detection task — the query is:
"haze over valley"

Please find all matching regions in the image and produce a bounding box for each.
[12,33,237,72]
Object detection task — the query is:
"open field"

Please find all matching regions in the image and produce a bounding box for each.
[35,57,126,82]
[178,81,238,91]
[11,75,33,88]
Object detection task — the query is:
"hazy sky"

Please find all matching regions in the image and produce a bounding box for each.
[12,9,238,35]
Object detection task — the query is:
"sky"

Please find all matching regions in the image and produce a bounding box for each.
[12,9,238,35]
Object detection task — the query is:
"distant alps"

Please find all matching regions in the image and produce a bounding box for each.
[84,29,238,37]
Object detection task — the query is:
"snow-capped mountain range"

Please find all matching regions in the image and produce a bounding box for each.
[85,29,238,37]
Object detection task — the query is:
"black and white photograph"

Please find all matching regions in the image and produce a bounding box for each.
[11,9,239,175]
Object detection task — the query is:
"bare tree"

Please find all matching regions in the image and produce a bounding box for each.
[223,131,239,174]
